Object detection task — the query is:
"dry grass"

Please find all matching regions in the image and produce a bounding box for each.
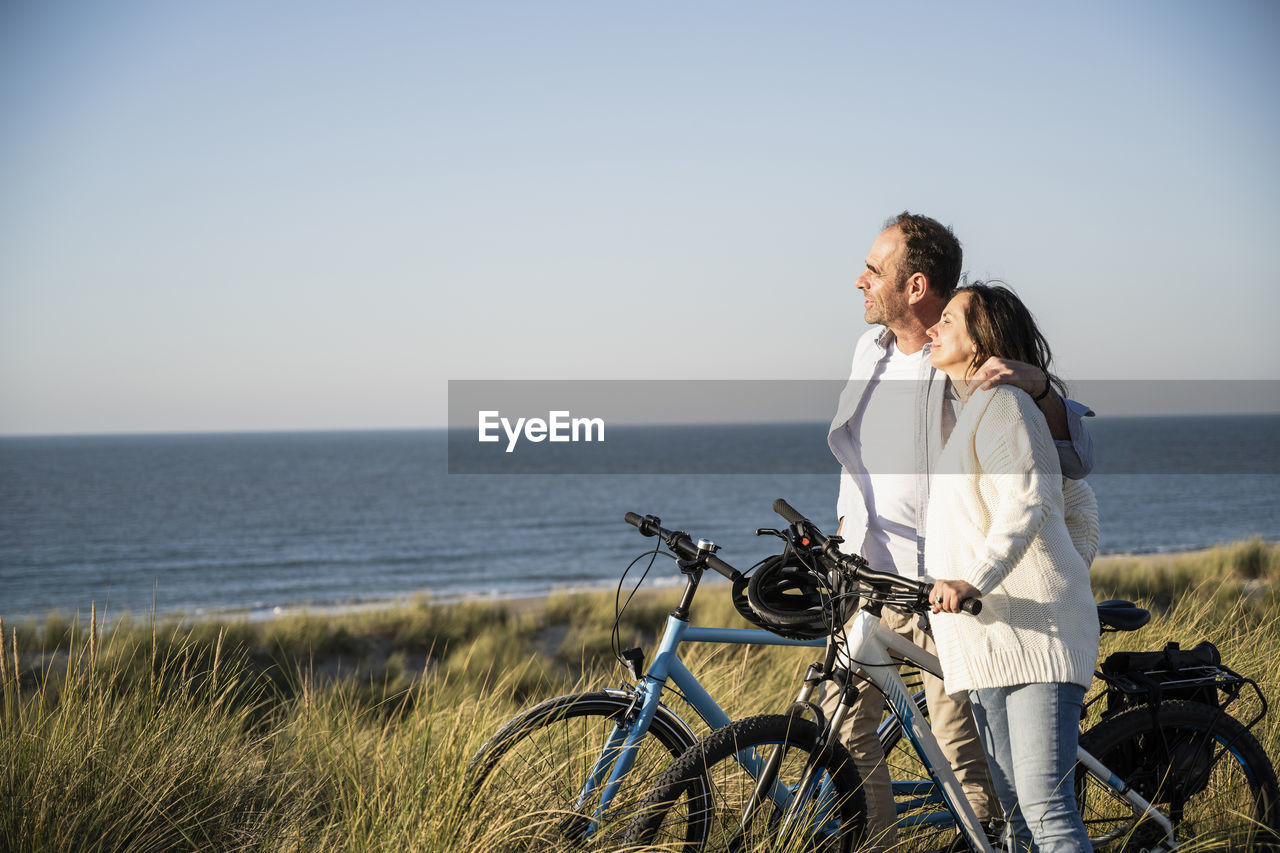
[2,540,1278,851]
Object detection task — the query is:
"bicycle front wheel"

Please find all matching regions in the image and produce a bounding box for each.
[1077,699,1280,851]
[624,713,868,852]
[465,690,709,850]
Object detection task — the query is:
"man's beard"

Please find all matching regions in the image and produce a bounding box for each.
[865,280,909,326]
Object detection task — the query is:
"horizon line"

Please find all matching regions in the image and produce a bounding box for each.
[4,409,1280,440]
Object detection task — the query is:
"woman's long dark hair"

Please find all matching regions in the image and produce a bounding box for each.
[957,282,1067,398]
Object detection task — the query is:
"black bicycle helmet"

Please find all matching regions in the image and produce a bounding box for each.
[732,551,857,641]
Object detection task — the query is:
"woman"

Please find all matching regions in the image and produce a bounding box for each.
[924,283,1099,852]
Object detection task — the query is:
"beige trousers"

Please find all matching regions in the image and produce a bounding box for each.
[818,607,995,850]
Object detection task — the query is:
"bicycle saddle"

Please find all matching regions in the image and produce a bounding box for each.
[1096,599,1151,632]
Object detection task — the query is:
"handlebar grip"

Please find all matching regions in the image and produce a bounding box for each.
[624,512,662,537]
[772,498,807,526]
[960,597,983,615]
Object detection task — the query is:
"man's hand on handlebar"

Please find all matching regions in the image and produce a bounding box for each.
[930,579,982,615]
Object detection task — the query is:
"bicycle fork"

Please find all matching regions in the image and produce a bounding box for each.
[573,682,661,839]
[730,661,838,850]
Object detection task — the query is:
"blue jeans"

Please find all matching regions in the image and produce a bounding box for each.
[968,682,1090,853]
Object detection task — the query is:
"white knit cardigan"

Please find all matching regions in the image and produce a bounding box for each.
[925,386,1100,695]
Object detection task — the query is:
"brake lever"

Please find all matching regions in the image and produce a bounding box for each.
[754,527,787,540]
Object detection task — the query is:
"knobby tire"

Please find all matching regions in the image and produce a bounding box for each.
[624,713,868,852]
[1077,699,1280,851]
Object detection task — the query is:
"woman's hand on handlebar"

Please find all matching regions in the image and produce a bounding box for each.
[930,579,981,615]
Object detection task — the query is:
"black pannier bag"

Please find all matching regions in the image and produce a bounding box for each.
[1099,640,1226,716]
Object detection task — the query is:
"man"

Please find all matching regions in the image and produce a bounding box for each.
[823,212,1094,849]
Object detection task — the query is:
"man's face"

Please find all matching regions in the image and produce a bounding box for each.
[856,227,909,327]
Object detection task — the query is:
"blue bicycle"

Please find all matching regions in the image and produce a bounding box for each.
[464,510,829,850]
[625,500,1280,852]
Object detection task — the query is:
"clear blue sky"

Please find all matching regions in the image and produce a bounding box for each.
[2,0,1278,434]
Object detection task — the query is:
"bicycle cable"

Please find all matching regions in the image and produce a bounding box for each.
[826,584,935,675]
[611,541,675,670]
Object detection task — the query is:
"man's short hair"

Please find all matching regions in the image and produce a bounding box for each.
[884,212,963,302]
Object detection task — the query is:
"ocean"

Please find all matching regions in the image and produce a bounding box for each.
[1,415,1277,621]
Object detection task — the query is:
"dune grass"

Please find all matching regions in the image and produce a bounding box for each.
[2,540,1279,851]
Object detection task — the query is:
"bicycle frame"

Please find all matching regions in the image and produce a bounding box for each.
[832,607,1178,852]
[827,607,995,851]
[614,602,1185,852]
[574,607,824,837]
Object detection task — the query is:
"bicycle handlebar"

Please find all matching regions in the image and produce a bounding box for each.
[624,511,657,536]
[771,497,808,527]
[624,512,743,582]
[772,498,982,616]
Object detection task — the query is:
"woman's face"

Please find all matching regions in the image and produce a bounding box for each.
[927,292,978,378]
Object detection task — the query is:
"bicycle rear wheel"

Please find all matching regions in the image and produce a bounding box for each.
[465,690,710,850]
[1077,699,1280,851]
[624,713,868,852]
